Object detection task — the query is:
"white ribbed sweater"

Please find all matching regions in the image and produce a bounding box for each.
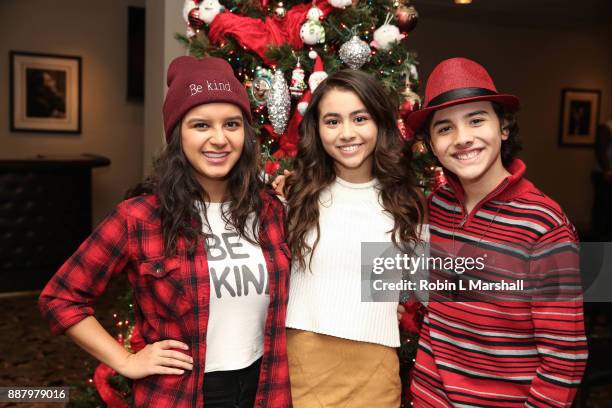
[286,177,406,347]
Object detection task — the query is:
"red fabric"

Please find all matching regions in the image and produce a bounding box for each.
[93,363,129,408]
[38,191,292,408]
[163,56,252,141]
[265,111,300,158]
[265,160,281,175]
[208,1,332,65]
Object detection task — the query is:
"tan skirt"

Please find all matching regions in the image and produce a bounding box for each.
[287,329,401,408]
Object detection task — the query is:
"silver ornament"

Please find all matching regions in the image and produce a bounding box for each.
[339,36,371,70]
[267,70,291,135]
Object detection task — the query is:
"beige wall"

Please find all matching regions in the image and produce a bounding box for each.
[143,0,186,176]
[408,18,612,233]
[0,0,145,224]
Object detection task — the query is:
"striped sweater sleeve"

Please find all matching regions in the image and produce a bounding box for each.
[526,223,588,407]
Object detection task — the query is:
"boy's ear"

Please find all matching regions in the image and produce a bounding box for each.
[500,118,510,141]
[423,137,439,160]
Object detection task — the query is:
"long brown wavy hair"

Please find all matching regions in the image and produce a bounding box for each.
[126,114,263,257]
[285,69,425,271]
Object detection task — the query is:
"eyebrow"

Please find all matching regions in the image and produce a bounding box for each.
[321,109,369,119]
[431,110,490,128]
[431,118,452,128]
[465,110,489,118]
[186,115,243,124]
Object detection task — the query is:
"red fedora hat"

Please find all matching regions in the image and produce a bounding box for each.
[405,58,520,133]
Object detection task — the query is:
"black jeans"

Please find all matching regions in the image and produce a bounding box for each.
[203,358,261,408]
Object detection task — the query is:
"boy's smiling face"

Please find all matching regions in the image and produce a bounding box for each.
[428,101,509,185]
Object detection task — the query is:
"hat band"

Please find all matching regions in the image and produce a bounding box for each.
[427,87,497,108]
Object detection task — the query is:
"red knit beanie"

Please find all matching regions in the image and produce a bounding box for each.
[162,56,252,142]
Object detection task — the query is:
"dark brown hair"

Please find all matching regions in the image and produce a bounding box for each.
[284,69,425,271]
[126,114,263,257]
[421,101,521,166]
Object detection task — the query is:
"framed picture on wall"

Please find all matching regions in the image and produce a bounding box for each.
[10,51,82,133]
[558,88,601,147]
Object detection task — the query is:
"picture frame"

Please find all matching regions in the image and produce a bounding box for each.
[10,51,82,134]
[558,88,601,147]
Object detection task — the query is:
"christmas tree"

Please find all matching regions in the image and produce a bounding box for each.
[73,1,440,406]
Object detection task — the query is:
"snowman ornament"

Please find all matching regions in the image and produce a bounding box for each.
[370,13,405,51]
[199,0,224,24]
[300,4,326,45]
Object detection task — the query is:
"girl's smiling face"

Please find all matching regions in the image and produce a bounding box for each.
[317,88,378,183]
[181,102,245,189]
[428,101,509,186]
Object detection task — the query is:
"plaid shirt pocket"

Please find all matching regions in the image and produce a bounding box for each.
[136,257,192,320]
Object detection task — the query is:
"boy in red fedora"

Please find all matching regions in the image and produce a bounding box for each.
[405,58,587,407]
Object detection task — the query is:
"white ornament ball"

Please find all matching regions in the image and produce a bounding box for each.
[199,0,224,24]
[329,0,352,8]
[306,6,324,21]
[371,23,405,50]
[300,20,325,45]
[297,101,309,116]
[308,50,318,60]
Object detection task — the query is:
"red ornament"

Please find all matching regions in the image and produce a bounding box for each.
[400,99,416,118]
[434,167,447,189]
[188,8,205,30]
[93,363,129,408]
[265,160,281,175]
[395,5,418,33]
[397,118,413,140]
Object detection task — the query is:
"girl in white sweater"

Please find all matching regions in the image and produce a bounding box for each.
[282,69,426,407]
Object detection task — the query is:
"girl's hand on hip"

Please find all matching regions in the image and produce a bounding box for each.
[117,339,193,380]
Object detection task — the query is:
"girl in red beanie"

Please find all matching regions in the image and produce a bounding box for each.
[39,56,292,408]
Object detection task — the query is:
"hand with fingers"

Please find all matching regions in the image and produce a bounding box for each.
[271,169,292,197]
[117,339,194,380]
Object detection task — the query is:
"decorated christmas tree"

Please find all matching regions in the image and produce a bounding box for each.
[71,1,441,406]
[178,0,439,190]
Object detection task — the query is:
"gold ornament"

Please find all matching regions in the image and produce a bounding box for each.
[411,140,427,154]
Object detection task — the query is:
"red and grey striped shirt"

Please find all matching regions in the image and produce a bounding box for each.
[411,159,587,407]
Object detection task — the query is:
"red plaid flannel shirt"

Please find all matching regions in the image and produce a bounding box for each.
[39,191,292,407]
